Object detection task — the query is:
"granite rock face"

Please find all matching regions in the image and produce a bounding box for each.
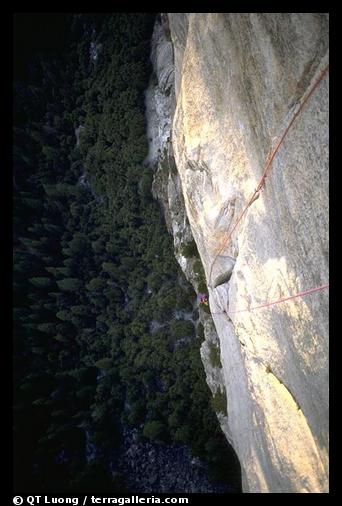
[147,13,329,493]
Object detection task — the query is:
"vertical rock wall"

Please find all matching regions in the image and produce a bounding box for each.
[146,13,329,493]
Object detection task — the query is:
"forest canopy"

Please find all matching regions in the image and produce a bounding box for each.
[13,13,241,493]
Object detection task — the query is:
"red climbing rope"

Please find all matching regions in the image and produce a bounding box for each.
[228,282,329,315]
[208,63,329,287]
[208,282,329,316]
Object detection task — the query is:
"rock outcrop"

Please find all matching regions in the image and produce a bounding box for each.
[146,13,329,493]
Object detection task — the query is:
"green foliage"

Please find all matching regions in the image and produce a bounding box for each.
[180,239,199,258]
[209,341,222,368]
[86,277,107,291]
[57,278,82,291]
[139,169,153,199]
[170,319,195,339]
[211,389,227,415]
[94,358,112,369]
[37,323,56,334]
[193,258,208,293]
[56,310,72,322]
[201,304,211,315]
[174,425,191,444]
[29,277,52,288]
[125,399,146,426]
[197,322,205,341]
[142,420,167,441]
[102,262,118,277]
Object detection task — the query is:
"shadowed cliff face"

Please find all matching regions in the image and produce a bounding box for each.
[147,13,328,493]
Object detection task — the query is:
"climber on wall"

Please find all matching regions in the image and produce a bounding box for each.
[198,293,209,306]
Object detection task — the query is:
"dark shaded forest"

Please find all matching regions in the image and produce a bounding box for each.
[13,13,241,493]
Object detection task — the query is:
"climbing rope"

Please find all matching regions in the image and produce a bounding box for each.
[209,283,329,317]
[229,282,329,315]
[208,64,329,288]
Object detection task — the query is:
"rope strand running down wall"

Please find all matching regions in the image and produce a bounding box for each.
[208,64,329,289]
[208,283,329,317]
